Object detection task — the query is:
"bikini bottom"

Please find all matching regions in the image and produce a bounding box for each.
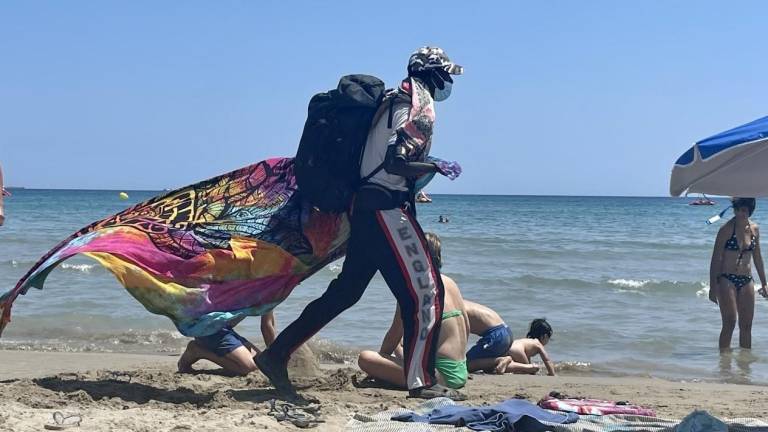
[720,273,753,291]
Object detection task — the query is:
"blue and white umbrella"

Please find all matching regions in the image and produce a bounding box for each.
[670,116,768,198]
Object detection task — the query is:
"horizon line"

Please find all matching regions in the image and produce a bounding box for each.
[4,186,698,199]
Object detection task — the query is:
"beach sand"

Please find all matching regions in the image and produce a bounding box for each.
[1,349,766,431]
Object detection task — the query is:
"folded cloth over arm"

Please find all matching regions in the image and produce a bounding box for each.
[391,398,578,431]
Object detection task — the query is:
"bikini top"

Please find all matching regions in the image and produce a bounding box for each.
[724,222,755,252]
[441,309,463,321]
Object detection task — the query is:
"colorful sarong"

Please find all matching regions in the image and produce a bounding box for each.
[0,158,350,337]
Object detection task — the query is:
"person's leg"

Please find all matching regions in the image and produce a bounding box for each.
[178,340,257,376]
[257,213,378,392]
[466,325,513,372]
[466,336,493,372]
[357,350,407,388]
[503,359,540,374]
[372,207,446,393]
[737,281,755,349]
[178,340,202,373]
[261,312,277,347]
[717,281,738,351]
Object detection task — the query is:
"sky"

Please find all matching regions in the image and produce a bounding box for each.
[1,1,767,196]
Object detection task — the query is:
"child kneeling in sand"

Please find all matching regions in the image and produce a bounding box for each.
[463,300,515,373]
[357,233,470,390]
[463,302,556,376]
[178,312,276,376]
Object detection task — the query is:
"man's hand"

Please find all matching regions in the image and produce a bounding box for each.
[0,206,4,226]
[759,285,768,299]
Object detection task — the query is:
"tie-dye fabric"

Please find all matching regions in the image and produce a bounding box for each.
[0,158,351,337]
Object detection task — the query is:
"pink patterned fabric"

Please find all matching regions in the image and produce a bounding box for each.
[538,396,656,417]
[396,77,435,162]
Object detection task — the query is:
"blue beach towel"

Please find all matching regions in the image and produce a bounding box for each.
[391,398,579,431]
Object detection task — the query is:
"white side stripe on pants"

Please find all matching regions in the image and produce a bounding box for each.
[376,208,439,389]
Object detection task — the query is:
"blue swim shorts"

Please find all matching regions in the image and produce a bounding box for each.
[195,327,250,357]
[466,324,513,361]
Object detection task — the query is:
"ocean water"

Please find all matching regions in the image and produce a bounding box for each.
[2,190,768,384]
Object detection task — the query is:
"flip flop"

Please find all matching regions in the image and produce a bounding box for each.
[408,384,467,401]
[352,375,403,390]
[268,399,324,429]
[44,412,82,430]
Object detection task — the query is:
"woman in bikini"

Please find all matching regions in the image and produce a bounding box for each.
[709,197,767,351]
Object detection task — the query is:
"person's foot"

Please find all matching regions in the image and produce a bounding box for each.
[177,341,198,373]
[493,356,513,374]
[408,383,466,401]
[256,350,295,396]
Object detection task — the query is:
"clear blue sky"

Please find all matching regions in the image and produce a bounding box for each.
[2,1,767,196]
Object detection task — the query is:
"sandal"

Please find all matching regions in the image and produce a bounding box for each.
[408,384,467,401]
[44,412,82,430]
[268,399,324,429]
[352,375,403,390]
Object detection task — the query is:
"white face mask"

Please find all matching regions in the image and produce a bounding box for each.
[433,80,452,101]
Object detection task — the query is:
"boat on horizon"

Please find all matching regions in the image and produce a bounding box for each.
[689,194,715,206]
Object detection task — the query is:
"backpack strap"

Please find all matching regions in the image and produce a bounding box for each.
[387,95,396,129]
[359,90,410,185]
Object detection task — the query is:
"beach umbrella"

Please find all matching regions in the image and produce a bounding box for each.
[670,116,768,198]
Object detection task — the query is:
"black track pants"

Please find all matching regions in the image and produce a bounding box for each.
[266,206,445,390]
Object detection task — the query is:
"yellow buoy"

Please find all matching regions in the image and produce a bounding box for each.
[118,192,129,200]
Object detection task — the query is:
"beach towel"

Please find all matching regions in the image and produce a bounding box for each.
[538,395,656,416]
[539,412,768,432]
[675,410,727,432]
[0,158,350,337]
[347,399,768,432]
[391,398,578,431]
[346,397,472,431]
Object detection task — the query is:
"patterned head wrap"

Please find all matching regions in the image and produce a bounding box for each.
[407,46,464,76]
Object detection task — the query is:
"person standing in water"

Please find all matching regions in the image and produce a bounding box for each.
[0,163,8,226]
[709,197,767,351]
[257,47,464,399]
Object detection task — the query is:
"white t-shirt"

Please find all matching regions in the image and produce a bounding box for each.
[359,101,411,192]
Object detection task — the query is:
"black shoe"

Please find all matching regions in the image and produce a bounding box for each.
[408,383,467,401]
[255,350,295,396]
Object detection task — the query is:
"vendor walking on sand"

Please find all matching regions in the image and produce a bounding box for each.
[257,47,464,400]
[709,197,767,351]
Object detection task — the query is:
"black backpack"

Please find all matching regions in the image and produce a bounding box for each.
[294,74,387,213]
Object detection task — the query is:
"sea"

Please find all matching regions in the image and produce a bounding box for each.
[2,190,768,385]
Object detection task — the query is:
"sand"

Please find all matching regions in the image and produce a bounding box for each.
[1,349,767,431]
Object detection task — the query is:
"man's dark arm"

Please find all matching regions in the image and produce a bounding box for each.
[383,145,440,177]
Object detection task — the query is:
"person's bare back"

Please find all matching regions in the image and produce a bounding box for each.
[464,300,504,336]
